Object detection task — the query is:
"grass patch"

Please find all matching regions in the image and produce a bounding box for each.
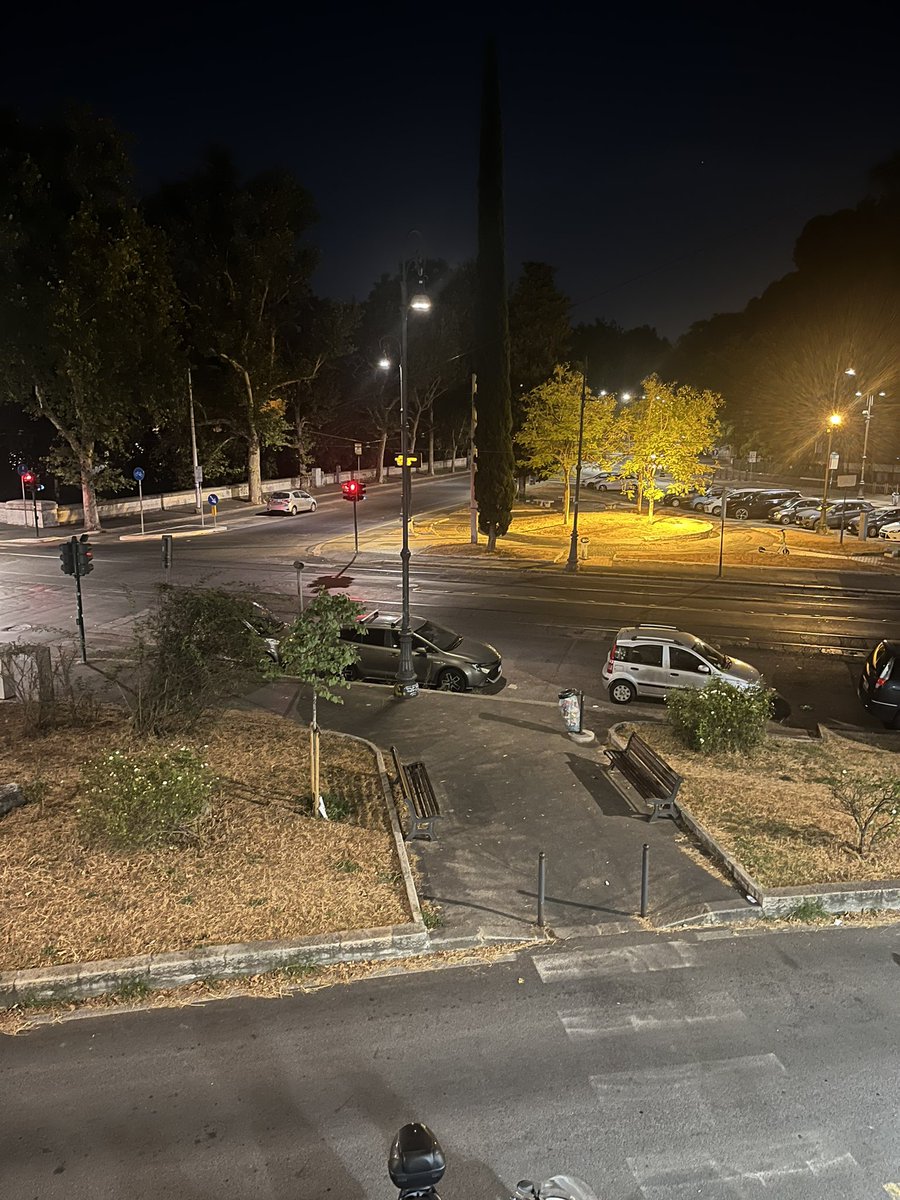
[786,899,831,923]
[0,706,410,972]
[628,723,900,889]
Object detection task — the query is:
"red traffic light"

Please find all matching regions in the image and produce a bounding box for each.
[341,479,361,501]
[21,471,35,485]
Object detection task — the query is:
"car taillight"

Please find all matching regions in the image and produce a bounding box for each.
[875,662,893,688]
[607,642,617,666]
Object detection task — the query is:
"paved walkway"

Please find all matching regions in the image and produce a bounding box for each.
[247,679,744,946]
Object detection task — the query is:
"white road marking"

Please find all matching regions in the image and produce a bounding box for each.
[557,990,745,1038]
[590,1051,785,1096]
[532,939,696,982]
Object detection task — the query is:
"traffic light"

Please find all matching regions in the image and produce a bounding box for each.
[59,540,76,575]
[341,479,363,502]
[21,471,35,487]
[75,534,94,576]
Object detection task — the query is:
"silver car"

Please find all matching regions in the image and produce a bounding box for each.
[341,611,502,692]
[266,488,318,515]
[603,624,762,704]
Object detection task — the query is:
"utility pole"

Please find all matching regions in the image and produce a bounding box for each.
[188,366,202,515]
[859,394,874,498]
[565,359,588,572]
[469,372,478,544]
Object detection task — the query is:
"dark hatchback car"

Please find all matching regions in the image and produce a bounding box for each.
[848,507,900,537]
[340,611,502,692]
[715,489,800,519]
[858,640,900,728]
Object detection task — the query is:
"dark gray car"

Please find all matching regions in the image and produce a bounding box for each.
[341,611,502,692]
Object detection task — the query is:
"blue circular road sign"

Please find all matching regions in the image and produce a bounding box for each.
[133,467,145,482]
[207,493,219,506]
[17,464,29,477]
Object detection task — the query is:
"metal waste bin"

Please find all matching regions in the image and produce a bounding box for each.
[579,536,589,560]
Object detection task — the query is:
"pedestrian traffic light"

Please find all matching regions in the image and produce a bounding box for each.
[59,540,76,575]
[341,479,362,502]
[21,471,35,487]
[75,534,94,576]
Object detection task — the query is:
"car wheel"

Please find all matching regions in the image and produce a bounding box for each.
[309,501,317,512]
[342,663,360,681]
[437,667,467,693]
[609,679,636,705]
[780,515,791,525]
[598,483,608,491]
[670,497,681,508]
[289,506,298,515]
[734,506,750,520]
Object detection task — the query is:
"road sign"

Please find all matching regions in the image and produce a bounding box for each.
[194,465,204,484]
[354,442,362,456]
[133,467,145,482]
[829,452,840,471]
[207,493,219,507]
[17,464,29,477]
[394,454,418,466]
[837,473,857,488]
[747,451,758,463]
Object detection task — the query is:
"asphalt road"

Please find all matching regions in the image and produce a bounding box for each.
[1,475,898,730]
[5,925,899,1199]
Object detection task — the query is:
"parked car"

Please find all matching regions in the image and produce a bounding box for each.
[687,486,725,511]
[849,507,900,537]
[698,487,758,515]
[797,500,874,530]
[662,487,710,508]
[767,496,819,525]
[858,640,900,728]
[266,488,318,515]
[340,610,502,692]
[879,521,900,542]
[602,623,762,705]
[710,489,801,520]
[584,471,636,491]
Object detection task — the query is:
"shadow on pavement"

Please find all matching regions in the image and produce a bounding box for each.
[476,708,561,736]
[565,752,641,819]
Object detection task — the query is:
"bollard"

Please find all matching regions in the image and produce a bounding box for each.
[537,851,546,928]
[640,843,650,918]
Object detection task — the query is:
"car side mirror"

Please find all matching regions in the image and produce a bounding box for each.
[698,663,711,674]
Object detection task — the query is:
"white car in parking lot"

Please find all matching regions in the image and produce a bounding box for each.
[266,488,318,515]
[879,521,900,541]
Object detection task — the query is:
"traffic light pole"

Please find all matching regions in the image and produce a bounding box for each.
[74,565,87,663]
[30,483,39,539]
[352,495,359,553]
[396,266,418,699]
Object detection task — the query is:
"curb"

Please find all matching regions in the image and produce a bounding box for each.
[118,526,228,542]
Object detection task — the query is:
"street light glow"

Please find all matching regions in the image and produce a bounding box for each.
[378,356,391,370]
[829,413,842,426]
[409,292,432,312]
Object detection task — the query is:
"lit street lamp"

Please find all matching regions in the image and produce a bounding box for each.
[817,412,843,533]
[844,368,886,498]
[565,360,589,572]
[380,257,432,698]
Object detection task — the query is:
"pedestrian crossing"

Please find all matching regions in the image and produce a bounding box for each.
[529,934,873,1199]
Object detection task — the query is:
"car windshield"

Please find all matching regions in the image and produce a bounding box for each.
[694,638,730,669]
[414,619,462,652]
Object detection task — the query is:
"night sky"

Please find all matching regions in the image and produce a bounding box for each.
[3,3,898,340]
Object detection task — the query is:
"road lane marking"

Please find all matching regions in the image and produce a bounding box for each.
[557,990,745,1037]
[628,1140,859,1197]
[532,940,696,981]
[590,1051,785,1095]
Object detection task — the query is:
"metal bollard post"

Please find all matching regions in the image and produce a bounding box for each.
[537,851,546,928]
[640,843,650,918]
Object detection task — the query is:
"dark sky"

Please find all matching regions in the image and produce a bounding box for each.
[3,3,898,341]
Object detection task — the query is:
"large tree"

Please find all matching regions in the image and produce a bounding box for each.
[517,364,617,523]
[618,375,722,519]
[0,109,182,529]
[473,38,516,551]
[150,151,318,504]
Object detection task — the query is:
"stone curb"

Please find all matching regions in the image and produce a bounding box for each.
[606,721,900,919]
[0,729,430,1008]
[118,526,228,542]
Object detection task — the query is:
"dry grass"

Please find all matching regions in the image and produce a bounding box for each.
[0,706,410,973]
[624,723,900,887]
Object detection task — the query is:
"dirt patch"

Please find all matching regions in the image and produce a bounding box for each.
[620,722,900,888]
[0,707,410,972]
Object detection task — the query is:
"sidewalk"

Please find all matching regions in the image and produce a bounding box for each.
[247,679,745,945]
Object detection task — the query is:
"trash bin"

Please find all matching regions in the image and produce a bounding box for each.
[557,689,583,734]
[579,536,589,560]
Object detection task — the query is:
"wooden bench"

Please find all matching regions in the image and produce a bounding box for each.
[607,732,682,822]
[390,746,442,841]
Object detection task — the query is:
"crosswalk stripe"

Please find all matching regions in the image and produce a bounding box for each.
[532,939,696,981]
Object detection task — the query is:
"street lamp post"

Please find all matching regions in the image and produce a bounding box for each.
[845,369,886,498]
[817,413,842,533]
[565,360,589,572]
[395,260,431,699]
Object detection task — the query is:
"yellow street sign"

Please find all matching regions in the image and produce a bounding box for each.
[394,455,418,466]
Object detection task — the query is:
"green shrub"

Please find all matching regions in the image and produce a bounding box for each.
[78,747,217,850]
[666,680,774,754]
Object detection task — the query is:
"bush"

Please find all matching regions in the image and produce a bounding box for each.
[666,680,774,754]
[78,747,217,850]
[827,770,900,857]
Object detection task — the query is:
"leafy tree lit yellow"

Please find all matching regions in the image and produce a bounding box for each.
[518,364,617,523]
[618,375,722,519]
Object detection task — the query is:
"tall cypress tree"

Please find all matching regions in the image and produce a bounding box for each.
[474,37,516,551]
